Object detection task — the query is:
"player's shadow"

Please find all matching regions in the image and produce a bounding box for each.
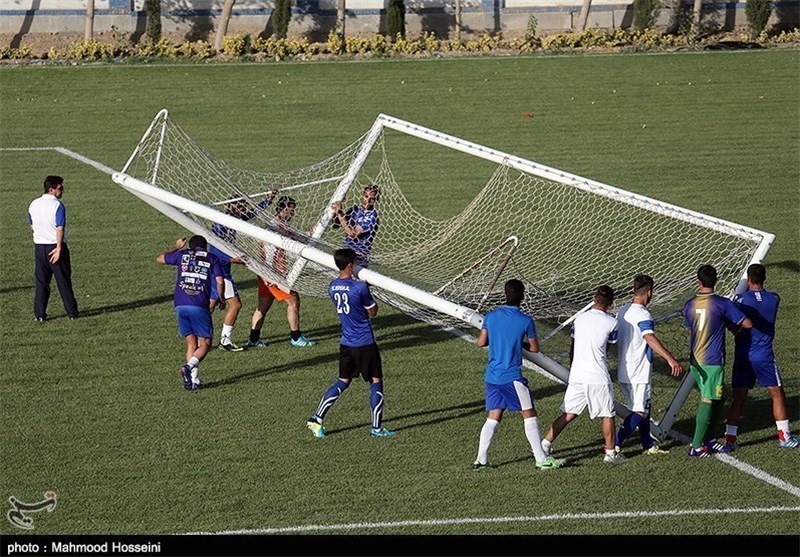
[766,260,799,273]
[0,285,34,295]
[322,399,487,437]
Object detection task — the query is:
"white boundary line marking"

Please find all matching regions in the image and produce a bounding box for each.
[189,505,800,534]
[7,145,800,502]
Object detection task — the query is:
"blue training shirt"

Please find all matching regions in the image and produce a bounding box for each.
[329,276,377,347]
[164,248,223,308]
[733,289,779,363]
[207,244,233,280]
[342,206,379,263]
[482,305,537,385]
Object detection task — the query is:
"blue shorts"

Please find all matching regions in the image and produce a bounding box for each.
[209,277,238,301]
[485,377,535,412]
[175,305,213,339]
[732,358,782,388]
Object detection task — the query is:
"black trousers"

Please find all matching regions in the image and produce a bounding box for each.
[34,243,78,319]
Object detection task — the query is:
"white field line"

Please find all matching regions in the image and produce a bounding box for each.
[189,505,800,535]
[7,145,799,501]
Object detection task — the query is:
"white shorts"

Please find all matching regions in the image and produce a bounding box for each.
[619,382,652,414]
[561,382,615,419]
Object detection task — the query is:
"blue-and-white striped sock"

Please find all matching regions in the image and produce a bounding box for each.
[370,381,384,429]
[314,379,349,421]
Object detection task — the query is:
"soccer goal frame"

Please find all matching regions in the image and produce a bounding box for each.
[113,111,775,442]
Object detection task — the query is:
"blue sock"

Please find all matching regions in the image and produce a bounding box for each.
[638,414,653,449]
[616,413,645,448]
[314,379,349,421]
[370,381,384,429]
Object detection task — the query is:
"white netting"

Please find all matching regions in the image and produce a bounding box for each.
[122,111,763,362]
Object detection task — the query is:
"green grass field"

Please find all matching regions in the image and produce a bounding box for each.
[1,50,799,541]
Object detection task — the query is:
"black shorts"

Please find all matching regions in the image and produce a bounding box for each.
[339,343,382,382]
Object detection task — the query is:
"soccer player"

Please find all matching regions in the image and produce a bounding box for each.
[682,264,752,457]
[614,274,683,456]
[157,235,224,391]
[209,192,277,351]
[542,285,623,463]
[472,279,565,471]
[248,196,316,348]
[723,264,797,450]
[306,248,396,438]
[331,184,380,267]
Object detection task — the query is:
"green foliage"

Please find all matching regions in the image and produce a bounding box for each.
[525,13,539,44]
[222,34,252,56]
[0,45,33,59]
[136,37,177,57]
[327,29,344,54]
[633,0,662,30]
[144,0,162,44]
[272,0,292,39]
[387,0,406,39]
[177,40,214,60]
[745,0,773,35]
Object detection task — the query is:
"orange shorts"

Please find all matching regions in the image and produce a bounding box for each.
[258,277,294,301]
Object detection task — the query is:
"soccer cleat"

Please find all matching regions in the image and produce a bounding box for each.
[643,445,669,455]
[290,335,317,347]
[370,427,397,437]
[536,456,566,469]
[306,420,325,438]
[192,380,203,390]
[603,450,627,463]
[472,460,492,471]
[218,340,245,352]
[705,439,724,453]
[245,339,268,348]
[778,435,799,449]
[34,316,46,322]
[717,442,736,454]
[688,446,711,458]
[179,365,195,391]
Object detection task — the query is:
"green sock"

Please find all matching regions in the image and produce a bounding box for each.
[693,401,713,449]
[706,399,726,443]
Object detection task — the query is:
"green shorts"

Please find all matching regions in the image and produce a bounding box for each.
[690,364,724,400]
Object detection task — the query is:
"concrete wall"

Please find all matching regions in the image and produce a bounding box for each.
[1,0,797,39]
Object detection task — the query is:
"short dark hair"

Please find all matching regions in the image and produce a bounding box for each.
[594,285,615,307]
[697,265,717,288]
[334,248,357,271]
[44,175,63,193]
[363,184,380,198]
[747,263,766,285]
[504,279,525,307]
[633,274,654,296]
[276,196,296,214]
[188,235,207,250]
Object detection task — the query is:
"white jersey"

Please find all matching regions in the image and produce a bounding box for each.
[569,308,618,384]
[616,302,656,384]
[263,219,288,277]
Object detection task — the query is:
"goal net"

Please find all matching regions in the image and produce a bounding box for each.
[115,110,774,439]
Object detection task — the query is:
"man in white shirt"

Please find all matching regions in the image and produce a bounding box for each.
[28,176,78,321]
[542,285,622,463]
[614,274,683,456]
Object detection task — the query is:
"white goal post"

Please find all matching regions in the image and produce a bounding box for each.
[113,111,775,442]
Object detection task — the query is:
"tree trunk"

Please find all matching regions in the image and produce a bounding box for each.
[692,0,702,26]
[215,0,237,52]
[337,0,345,39]
[84,0,95,42]
[455,0,461,41]
[576,0,592,30]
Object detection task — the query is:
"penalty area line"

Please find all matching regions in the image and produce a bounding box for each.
[188,505,800,534]
[0,146,117,175]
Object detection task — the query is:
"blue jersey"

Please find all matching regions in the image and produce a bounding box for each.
[482,305,537,385]
[207,244,233,279]
[329,276,377,347]
[163,248,223,308]
[682,293,746,367]
[342,206,379,263]
[733,289,779,363]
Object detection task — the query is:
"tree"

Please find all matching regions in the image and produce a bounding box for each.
[387,0,405,39]
[336,0,346,40]
[214,0,237,52]
[145,0,162,43]
[693,0,702,26]
[455,0,461,41]
[576,0,592,31]
[272,0,292,39]
[85,0,95,42]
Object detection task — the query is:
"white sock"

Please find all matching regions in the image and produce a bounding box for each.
[476,419,499,464]
[191,367,200,384]
[541,438,552,455]
[221,324,234,342]
[188,356,200,369]
[726,424,738,437]
[776,420,790,435]
[524,417,547,463]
